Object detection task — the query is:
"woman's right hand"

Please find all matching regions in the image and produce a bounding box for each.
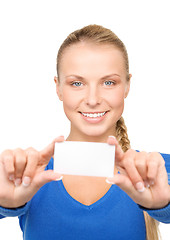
[0,136,64,208]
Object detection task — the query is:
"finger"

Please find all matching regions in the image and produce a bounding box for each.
[13,149,26,178]
[147,152,161,185]
[1,150,15,180]
[135,151,148,181]
[52,135,65,144]
[122,149,145,191]
[107,136,124,162]
[22,148,39,187]
[40,136,65,163]
[13,148,27,186]
[32,170,63,190]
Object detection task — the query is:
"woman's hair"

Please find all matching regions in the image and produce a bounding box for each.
[56,24,160,240]
[56,24,130,81]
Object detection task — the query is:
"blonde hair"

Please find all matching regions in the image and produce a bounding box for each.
[56,24,160,240]
[56,24,130,81]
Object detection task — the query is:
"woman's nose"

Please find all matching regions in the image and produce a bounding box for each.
[84,86,102,106]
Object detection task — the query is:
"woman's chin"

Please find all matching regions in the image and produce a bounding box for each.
[80,128,110,139]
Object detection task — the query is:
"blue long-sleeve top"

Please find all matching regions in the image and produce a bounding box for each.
[0,153,170,240]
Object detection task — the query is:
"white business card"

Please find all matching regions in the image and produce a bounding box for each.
[54,141,115,178]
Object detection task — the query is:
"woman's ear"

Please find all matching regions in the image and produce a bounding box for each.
[54,76,63,101]
[124,74,132,98]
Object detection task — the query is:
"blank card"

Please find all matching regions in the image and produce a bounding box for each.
[54,141,115,178]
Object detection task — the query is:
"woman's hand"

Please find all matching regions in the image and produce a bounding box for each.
[0,136,64,208]
[106,136,170,209]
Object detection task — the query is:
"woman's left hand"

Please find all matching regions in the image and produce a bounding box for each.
[106,136,170,209]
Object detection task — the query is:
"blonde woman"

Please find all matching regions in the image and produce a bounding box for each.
[0,24,170,240]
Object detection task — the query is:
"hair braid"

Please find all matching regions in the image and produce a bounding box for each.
[116,117,130,152]
[116,116,160,240]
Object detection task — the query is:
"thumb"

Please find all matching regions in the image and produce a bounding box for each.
[107,136,124,162]
[106,174,132,188]
[40,135,65,162]
[33,170,63,189]
[106,174,145,193]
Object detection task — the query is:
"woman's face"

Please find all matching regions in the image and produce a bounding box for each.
[55,42,131,141]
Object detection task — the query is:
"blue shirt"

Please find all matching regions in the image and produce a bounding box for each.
[0,153,170,240]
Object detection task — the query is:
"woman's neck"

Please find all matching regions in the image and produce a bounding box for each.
[66,133,113,143]
[66,127,116,143]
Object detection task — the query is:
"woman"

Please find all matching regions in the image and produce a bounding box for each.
[0,24,170,240]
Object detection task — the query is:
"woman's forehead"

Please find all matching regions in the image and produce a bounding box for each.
[59,43,126,76]
[61,41,123,58]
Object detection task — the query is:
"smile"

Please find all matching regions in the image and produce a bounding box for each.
[80,111,107,118]
[79,111,109,123]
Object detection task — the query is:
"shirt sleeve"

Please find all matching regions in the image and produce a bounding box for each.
[139,203,170,223]
[0,201,31,218]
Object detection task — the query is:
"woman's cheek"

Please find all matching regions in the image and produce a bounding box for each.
[107,89,125,109]
[62,90,81,110]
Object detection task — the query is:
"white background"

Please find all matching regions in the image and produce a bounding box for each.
[0,0,170,239]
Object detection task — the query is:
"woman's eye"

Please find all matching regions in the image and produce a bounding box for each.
[71,82,83,87]
[104,81,115,86]
[70,81,115,87]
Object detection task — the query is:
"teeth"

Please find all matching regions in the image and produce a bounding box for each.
[81,112,106,118]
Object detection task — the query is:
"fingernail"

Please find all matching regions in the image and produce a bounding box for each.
[14,178,22,187]
[108,135,116,139]
[22,176,31,187]
[106,178,114,184]
[55,176,63,181]
[136,182,145,192]
[9,174,14,181]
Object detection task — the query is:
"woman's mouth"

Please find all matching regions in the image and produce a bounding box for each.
[79,111,109,123]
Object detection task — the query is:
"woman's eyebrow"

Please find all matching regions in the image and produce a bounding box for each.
[65,75,83,80]
[101,74,121,79]
[65,74,121,80]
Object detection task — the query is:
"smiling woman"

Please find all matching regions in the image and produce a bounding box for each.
[0,24,170,240]
[53,25,169,239]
